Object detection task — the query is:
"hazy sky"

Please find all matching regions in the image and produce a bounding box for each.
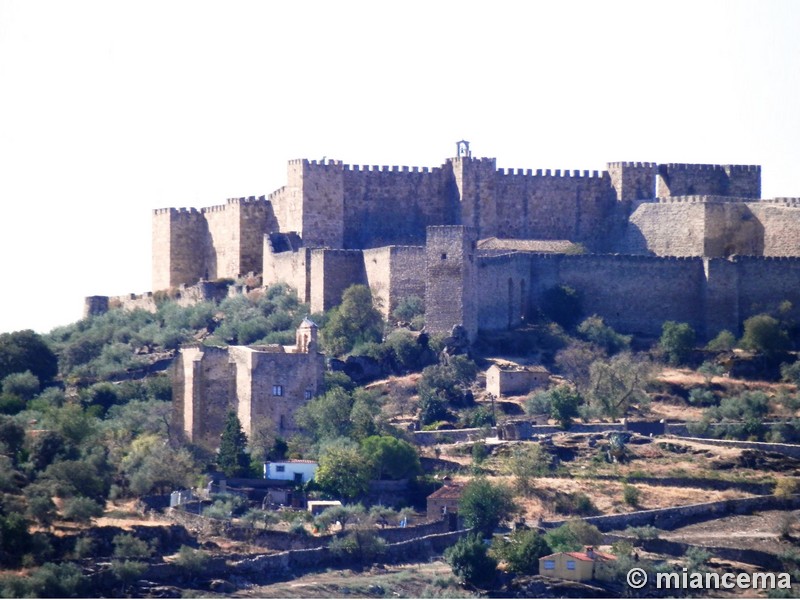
[1,0,799,334]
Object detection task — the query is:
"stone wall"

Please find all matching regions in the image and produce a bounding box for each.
[342,162,455,249]
[656,164,761,198]
[475,253,533,331]
[541,494,800,532]
[309,249,367,314]
[172,333,324,452]
[425,226,478,339]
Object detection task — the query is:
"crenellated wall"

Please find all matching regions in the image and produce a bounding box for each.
[657,164,761,198]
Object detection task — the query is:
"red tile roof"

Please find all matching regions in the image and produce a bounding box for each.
[427,484,465,500]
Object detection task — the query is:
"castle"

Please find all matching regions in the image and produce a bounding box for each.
[149,142,800,343]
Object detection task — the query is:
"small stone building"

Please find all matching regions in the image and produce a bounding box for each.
[485,363,550,398]
[539,546,617,582]
[426,484,464,521]
[172,319,325,452]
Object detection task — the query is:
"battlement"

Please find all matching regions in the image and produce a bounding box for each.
[656,195,758,204]
[763,198,800,207]
[288,158,343,167]
[659,163,760,172]
[607,162,658,168]
[152,207,202,216]
[344,163,443,174]
[497,167,606,179]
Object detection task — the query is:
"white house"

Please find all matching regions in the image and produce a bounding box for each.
[263,460,318,484]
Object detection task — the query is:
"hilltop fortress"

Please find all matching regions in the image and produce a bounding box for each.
[146,143,800,343]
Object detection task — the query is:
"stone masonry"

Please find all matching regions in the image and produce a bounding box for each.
[172,319,324,451]
[143,150,800,344]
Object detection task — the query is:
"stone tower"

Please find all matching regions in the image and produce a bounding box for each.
[424,225,478,340]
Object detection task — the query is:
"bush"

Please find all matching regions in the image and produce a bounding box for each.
[112,534,153,559]
[174,545,209,579]
[328,529,387,563]
[577,316,630,354]
[544,519,603,552]
[660,321,696,366]
[774,477,799,498]
[541,285,583,330]
[706,330,736,352]
[61,496,104,523]
[444,533,497,588]
[622,484,641,507]
[740,314,790,357]
[491,530,551,575]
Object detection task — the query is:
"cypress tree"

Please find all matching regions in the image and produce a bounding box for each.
[218,412,250,477]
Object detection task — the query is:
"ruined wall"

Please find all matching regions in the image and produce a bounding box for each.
[656,164,761,198]
[425,226,478,339]
[341,163,455,249]
[309,249,367,314]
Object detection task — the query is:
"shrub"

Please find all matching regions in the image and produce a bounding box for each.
[622,484,641,507]
[740,314,790,357]
[490,530,551,575]
[660,321,696,366]
[774,477,799,498]
[706,330,736,352]
[61,496,103,523]
[577,316,631,354]
[174,545,209,579]
[112,534,152,559]
[444,533,497,588]
[541,285,583,330]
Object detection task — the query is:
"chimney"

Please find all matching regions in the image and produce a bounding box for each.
[586,546,596,559]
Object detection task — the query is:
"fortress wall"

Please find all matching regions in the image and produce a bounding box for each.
[295,160,345,248]
[657,164,760,198]
[341,163,452,248]
[703,202,763,257]
[452,157,497,237]
[527,254,706,337]
[263,246,311,304]
[267,184,303,236]
[152,208,208,290]
[476,253,532,331]
[387,246,426,317]
[309,249,367,314]
[607,162,658,202]
[736,257,800,322]
[363,247,393,317]
[748,204,800,256]
[622,202,707,256]
[364,246,426,319]
[202,203,239,279]
[493,169,616,245]
[234,198,279,276]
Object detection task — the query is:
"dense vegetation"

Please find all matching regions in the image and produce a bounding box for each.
[1,279,800,596]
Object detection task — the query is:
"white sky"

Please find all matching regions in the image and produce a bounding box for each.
[1,0,799,334]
